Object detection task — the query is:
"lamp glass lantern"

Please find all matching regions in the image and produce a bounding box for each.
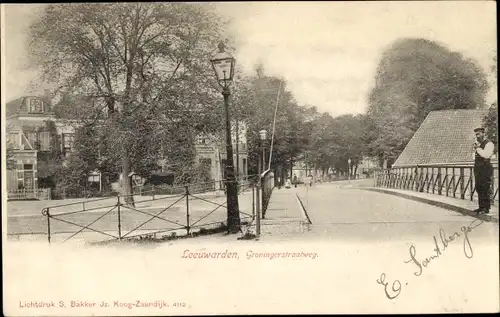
[210,42,235,87]
[259,129,268,141]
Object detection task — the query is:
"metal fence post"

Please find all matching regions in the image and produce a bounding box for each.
[452,167,456,198]
[469,167,474,201]
[437,167,441,195]
[252,184,255,220]
[445,167,448,196]
[185,186,190,235]
[256,180,261,236]
[419,167,423,190]
[45,207,51,244]
[460,167,465,199]
[262,175,267,218]
[425,167,429,193]
[117,196,122,240]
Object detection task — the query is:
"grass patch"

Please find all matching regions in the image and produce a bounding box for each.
[87,221,250,246]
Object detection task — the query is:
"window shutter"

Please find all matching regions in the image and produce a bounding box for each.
[39,132,51,151]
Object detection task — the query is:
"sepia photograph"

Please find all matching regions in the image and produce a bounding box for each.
[2,1,498,315]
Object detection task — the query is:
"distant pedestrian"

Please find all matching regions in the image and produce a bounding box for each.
[308,174,313,187]
[473,127,495,214]
[293,174,298,188]
[285,177,291,189]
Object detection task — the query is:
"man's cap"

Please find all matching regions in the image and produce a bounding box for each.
[474,127,485,133]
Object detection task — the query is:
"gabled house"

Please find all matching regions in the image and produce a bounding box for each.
[5,96,75,199]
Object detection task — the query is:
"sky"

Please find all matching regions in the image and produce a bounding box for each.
[1,2,497,117]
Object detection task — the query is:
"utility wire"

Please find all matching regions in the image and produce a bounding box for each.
[268,79,283,171]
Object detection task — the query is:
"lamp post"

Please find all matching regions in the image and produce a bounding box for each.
[255,129,267,236]
[259,129,268,172]
[348,158,352,184]
[210,42,240,234]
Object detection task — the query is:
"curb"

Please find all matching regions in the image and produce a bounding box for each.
[363,188,498,224]
[295,194,312,224]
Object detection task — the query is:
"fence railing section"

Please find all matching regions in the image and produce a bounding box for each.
[8,188,51,201]
[261,170,275,218]
[39,177,264,244]
[375,164,499,204]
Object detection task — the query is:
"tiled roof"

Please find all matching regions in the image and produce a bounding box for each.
[6,97,25,117]
[6,96,53,118]
[393,109,490,167]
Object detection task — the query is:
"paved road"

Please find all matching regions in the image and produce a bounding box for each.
[291,181,499,243]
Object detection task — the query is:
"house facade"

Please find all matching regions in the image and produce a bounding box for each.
[5,96,249,199]
[5,96,73,198]
[194,121,249,190]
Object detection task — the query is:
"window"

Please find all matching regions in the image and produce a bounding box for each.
[88,174,100,183]
[24,132,37,150]
[196,134,208,144]
[29,99,44,113]
[242,158,247,176]
[62,133,75,152]
[7,133,19,149]
[38,132,51,151]
[23,164,33,170]
[200,158,212,168]
[221,159,227,179]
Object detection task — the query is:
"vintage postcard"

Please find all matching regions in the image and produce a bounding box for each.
[2,1,498,315]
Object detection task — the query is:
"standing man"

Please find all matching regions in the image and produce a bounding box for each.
[473,127,495,214]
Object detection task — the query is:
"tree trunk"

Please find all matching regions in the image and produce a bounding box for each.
[354,164,358,179]
[122,149,135,207]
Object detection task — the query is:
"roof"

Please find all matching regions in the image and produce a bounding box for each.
[393,109,490,167]
[6,96,53,118]
[5,97,25,117]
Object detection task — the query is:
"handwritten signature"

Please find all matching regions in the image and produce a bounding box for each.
[377,218,484,300]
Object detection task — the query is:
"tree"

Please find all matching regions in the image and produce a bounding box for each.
[29,3,228,206]
[484,52,498,151]
[36,120,65,191]
[237,69,309,181]
[6,148,16,170]
[483,102,498,150]
[366,38,489,166]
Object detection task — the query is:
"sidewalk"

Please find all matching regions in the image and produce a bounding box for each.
[364,187,499,223]
[246,187,309,238]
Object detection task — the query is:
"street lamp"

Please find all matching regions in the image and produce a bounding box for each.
[255,128,268,236]
[259,129,268,170]
[210,42,240,234]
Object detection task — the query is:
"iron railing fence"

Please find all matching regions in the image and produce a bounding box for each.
[34,176,269,244]
[8,188,51,201]
[261,170,275,218]
[133,175,258,198]
[374,163,499,204]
